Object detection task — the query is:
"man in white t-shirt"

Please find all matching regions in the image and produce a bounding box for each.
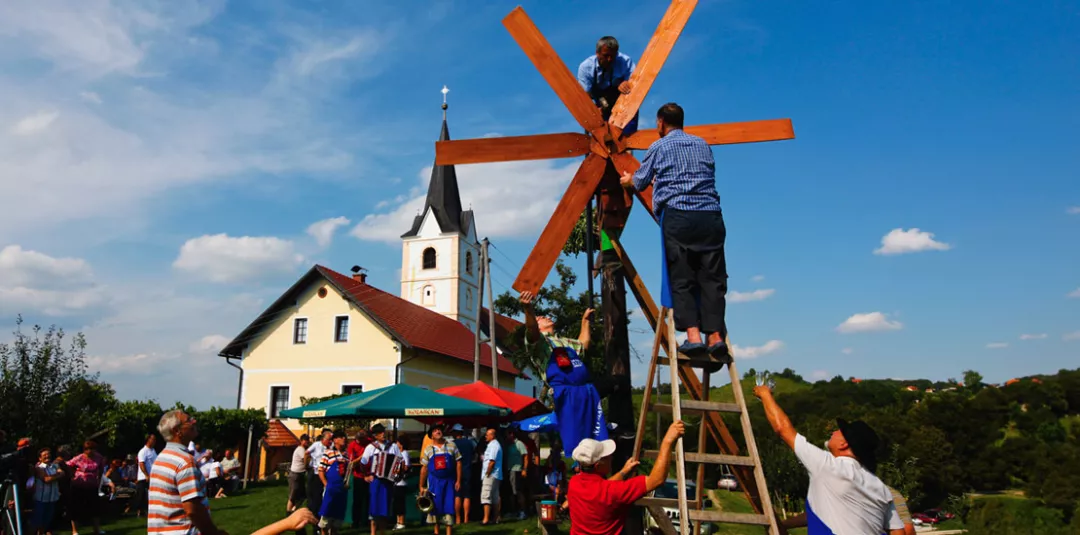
[287,434,311,513]
[306,429,333,518]
[133,434,157,517]
[754,385,905,535]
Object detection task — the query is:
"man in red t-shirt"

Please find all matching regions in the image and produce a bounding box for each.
[567,421,685,535]
[347,430,372,529]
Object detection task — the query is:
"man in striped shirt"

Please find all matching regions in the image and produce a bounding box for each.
[621,102,731,361]
[149,410,226,535]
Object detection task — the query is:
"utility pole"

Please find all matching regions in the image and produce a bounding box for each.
[472,241,484,383]
[483,238,499,389]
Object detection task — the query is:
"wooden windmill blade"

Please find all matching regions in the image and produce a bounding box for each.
[435,132,591,165]
[625,119,796,150]
[502,7,605,133]
[513,153,608,293]
[608,0,699,130]
[609,151,657,218]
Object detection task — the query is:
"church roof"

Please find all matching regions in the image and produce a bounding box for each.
[218,265,521,377]
[402,117,475,238]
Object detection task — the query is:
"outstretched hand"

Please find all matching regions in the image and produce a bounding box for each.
[283,509,316,531]
[753,385,773,399]
[619,171,634,189]
[620,458,641,475]
[519,291,536,308]
[582,308,595,322]
[618,81,632,95]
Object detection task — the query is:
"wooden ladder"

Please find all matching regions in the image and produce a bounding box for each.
[632,307,780,535]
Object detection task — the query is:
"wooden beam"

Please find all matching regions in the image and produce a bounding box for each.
[435,132,590,165]
[513,154,607,293]
[609,0,699,129]
[502,7,605,132]
[625,119,796,149]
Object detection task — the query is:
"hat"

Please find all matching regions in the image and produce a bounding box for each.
[332,429,347,439]
[451,424,465,432]
[370,423,386,435]
[16,438,30,449]
[571,439,617,467]
[837,419,880,472]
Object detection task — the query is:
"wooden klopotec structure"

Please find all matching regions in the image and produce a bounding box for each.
[436,1,795,533]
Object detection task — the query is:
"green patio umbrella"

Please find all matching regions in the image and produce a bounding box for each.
[278,383,510,420]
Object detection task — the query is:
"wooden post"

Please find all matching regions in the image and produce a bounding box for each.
[483,238,498,388]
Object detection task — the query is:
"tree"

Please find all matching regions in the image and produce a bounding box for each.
[0,317,116,449]
[964,369,984,391]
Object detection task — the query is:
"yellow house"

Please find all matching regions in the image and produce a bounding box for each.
[218,106,531,445]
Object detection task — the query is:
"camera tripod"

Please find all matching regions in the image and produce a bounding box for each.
[0,475,23,535]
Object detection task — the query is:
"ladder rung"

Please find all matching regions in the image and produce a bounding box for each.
[658,356,725,371]
[636,497,679,508]
[641,450,756,467]
[686,510,772,526]
[653,400,742,414]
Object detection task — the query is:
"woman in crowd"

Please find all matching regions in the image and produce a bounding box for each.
[32,447,64,535]
[66,440,106,535]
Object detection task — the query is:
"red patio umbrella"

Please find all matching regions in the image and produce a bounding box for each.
[417,381,548,427]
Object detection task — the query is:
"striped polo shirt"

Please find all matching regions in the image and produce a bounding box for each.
[149,442,209,534]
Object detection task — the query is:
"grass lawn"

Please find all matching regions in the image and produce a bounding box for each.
[91,481,555,535]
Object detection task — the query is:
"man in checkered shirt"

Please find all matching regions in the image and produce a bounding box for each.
[621,102,730,361]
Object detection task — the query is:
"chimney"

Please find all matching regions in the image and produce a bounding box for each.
[350,265,367,284]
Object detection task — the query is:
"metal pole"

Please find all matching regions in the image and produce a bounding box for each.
[585,196,595,306]
[484,239,498,389]
[472,243,484,383]
[243,424,253,489]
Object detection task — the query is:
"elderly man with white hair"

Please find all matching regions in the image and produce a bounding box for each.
[149,410,318,535]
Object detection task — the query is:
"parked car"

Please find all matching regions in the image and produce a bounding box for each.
[718,475,738,491]
[912,512,940,524]
[644,479,716,534]
[924,508,956,521]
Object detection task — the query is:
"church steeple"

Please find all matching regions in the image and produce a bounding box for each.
[402,87,471,238]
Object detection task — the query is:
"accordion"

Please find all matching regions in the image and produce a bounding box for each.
[370,446,404,482]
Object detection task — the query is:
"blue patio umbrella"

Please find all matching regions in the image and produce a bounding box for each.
[516,411,558,433]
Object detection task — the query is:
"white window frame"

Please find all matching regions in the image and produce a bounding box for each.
[267,384,291,419]
[293,317,309,344]
[334,315,349,343]
[340,383,365,396]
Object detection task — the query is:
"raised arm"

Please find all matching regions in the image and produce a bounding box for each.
[520,291,542,344]
[753,386,797,449]
[645,421,686,492]
[577,308,594,349]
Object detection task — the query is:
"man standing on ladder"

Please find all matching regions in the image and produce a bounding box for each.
[620,102,730,360]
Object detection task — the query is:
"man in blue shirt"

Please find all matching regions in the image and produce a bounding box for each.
[620,102,729,360]
[577,36,638,135]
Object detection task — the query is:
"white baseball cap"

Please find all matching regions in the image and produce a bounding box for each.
[451,424,465,432]
[571,439,617,467]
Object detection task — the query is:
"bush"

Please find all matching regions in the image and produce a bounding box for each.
[965,497,1067,535]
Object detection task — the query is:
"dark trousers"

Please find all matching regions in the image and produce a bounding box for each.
[306,468,324,515]
[352,476,369,525]
[662,208,728,336]
[134,480,149,513]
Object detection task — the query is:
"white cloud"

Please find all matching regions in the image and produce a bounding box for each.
[810,370,830,381]
[1064,331,1080,341]
[173,234,304,283]
[352,159,579,242]
[86,352,167,374]
[837,312,903,333]
[841,347,853,355]
[986,342,1009,349]
[730,340,784,359]
[873,228,952,255]
[286,35,381,77]
[1068,288,1080,298]
[190,334,231,355]
[729,288,775,303]
[307,216,351,247]
[79,91,102,104]
[1019,333,1047,340]
[11,111,59,135]
[1067,206,1080,215]
[0,245,106,316]
[751,275,765,282]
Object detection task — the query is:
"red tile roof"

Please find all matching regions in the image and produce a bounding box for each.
[319,266,520,376]
[481,307,524,347]
[265,420,300,448]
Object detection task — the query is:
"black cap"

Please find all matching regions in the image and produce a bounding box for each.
[837,419,879,472]
[332,429,347,439]
[428,423,445,438]
[370,423,386,435]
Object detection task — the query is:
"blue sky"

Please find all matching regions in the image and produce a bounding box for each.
[0,0,1076,408]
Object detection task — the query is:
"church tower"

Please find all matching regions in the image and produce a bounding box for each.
[400,95,482,331]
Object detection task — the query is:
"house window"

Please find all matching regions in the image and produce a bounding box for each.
[270,386,290,418]
[465,251,473,275]
[422,285,435,306]
[341,384,364,396]
[422,247,436,269]
[293,318,308,344]
[334,316,349,342]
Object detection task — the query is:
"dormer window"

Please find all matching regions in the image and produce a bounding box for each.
[422,247,437,269]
